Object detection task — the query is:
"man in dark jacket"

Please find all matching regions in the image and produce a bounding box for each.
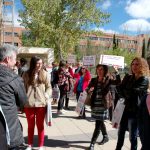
[0,109,8,150]
[0,44,27,150]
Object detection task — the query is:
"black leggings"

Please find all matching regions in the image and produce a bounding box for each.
[91,119,107,144]
[95,120,107,135]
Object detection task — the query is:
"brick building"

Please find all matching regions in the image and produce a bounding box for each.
[0,25,25,47]
[1,25,150,56]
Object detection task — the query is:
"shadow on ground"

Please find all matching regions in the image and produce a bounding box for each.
[24,135,89,149]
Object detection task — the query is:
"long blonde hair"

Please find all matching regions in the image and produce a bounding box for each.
[131,57,150,77]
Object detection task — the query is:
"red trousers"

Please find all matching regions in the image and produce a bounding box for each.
[24,107,46,147]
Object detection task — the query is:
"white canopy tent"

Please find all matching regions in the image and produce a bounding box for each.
[17,47,54,65]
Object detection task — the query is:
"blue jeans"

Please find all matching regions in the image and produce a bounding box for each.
[138,103,150,150]
[115,112,138,150]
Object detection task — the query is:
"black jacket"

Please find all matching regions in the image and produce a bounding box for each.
[87,74,121,108]
[118,74,149,117]
[0,65,27,148]
[0,110,8,150]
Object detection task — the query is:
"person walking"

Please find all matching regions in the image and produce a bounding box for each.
[0,106,9,150]
[115,57,149,150]
[50,61,59,105]
[0,44,27,150]
[65,61,74,109]
[22,56,51,150]
[137,57,150,150]
[57,60,73,114]
[74,66,91,118]
[18,57,28,76]
[87,64,121,150]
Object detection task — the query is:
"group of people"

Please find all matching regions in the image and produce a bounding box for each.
[42,55,150,150]
[0,44,150,150]
[0,44,51,150]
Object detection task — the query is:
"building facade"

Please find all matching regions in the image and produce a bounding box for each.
[0,25,25,47]
[1,25,150,57]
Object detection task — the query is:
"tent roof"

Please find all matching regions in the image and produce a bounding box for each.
[18,47,53,54]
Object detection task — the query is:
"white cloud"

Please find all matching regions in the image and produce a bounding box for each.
[3,11,22,27]
[120,19,150,32]
[125,0,150,19]
[94,27,118,34]
[101,0,111,10]
[14,12,22,27]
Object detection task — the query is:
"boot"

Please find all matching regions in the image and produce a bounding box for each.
[88,144,94,150]
[99,135,109,145]
[88,130,100,150]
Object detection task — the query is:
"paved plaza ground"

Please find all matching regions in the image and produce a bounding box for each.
[19,97,141,150]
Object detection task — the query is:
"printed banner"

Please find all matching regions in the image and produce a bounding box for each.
[99,54,124,68]
[67,55,76,64]
[83,55,96,66]
[75,91,87,115]
[52,85,60,100]
[112,99,125,128]
[45,101,52,126]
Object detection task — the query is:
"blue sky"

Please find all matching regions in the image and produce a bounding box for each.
[13,0,150,36]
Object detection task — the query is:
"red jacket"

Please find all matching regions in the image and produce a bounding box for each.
[68,67,74,77]
[74,70,91,93]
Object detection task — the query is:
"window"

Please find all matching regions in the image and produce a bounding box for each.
[14,32,19,37]
[4,42,12,44]
[88,36,98,40]
[14,43,18,46]
[5,32,12,36]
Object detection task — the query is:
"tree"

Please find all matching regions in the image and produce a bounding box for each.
[142,38,146,59]
[113,34,117,50]
[19,0,110,60]
[147,38,150,56]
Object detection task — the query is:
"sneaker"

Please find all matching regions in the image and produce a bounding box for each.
[39,147,44,150]
[64,107,70,110]
[88,144,94,150]
[26,146,32,150]
[57,110,63,114]
[19,143,28,149]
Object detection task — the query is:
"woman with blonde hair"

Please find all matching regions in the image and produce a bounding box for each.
[138,57,150,150]
[115,57,149,150]
[22,56,51,150]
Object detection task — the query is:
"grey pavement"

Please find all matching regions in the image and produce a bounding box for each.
[19,97,141,150]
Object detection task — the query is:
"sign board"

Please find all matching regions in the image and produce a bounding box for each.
[99,55,124,68]
[75,91,87,115]
[112,100,125,128]
[83,55,96,66]
[67,55,76,64]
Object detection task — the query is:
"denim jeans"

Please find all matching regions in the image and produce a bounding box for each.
[138,103,150,150]
[57,92,66,111]
[115,112,138,150]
